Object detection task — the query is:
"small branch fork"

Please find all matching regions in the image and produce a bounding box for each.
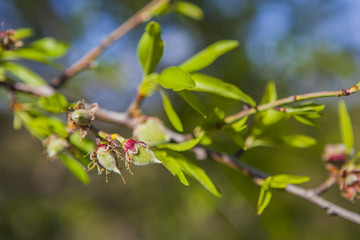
[2,0,360,225]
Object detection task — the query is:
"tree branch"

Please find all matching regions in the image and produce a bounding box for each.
[209,151,360,225]
[224,81,360,124]
[50,0,171,88]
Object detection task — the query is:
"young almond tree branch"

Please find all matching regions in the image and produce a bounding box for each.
[209,151,360,225]
[50,0,171,88]
[3,80,360,224]
[224,81,360,124]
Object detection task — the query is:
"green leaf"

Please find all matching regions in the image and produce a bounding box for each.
[69,131,96,153]
[191,73,256,106]
[269,174,310,189]
[174,1,204,20]
[154,150,189,186]
[177,90,207,117]
[14,49,63,67]
[277,135,316,148]
[59,153,89,185]
[286,102,325,114]
[339,100,354,154]
[3,62,46,86]
[0,67,5,81]
[137,21,164,75]
[293,115,320,128]
[13,28,34,39]
[231,116,248,132]
[224,127,246,148]
[173,151,221,197]
[257,177,272,215]
[31,37,69,58]
[180,40,239,73]
[38,93,69,113]
[260,81,277,104]
[139,73,160,97]
[157,132,205,151]
[159,66,195,91]
[160,90,183,132]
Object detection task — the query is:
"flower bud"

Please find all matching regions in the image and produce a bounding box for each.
[71,109,92,126]
[133,117,170,146]
[123,139,161,166]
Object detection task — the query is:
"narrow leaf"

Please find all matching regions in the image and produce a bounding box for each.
[160,90,183,132]
[293,115,320,128]
[154,150,189,186]
[173,152,221,197]
[59,153,89,185]
[277,135,316,148]
[137,21,164,75]
[231,116,248,132]
[174,1,204,20]
[38,93,69,113]
[31,37,69,58]
[13,28,33,39]
[159,66,195,91]
[157,132,205,151]
[177,90,206,117]
[260,81,277,104]
[191,73,256,106]
[224,128,246,148]
[3,62,46,86]
[339,100,354,154]
[270,174,310,189]
[180,40,239,73]
[257,177,272,215]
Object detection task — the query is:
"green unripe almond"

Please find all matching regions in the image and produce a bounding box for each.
[96,145,121,174]
[133,117,170,146]
[71,109,92,126]
[132,146,161,166]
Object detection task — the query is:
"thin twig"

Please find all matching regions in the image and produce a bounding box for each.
[50,0,170,88]
[313,175,338,195]
[209,151,360,225]
[224,81,360,124]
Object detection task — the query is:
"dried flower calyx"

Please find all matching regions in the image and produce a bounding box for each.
[67,101,98,138]
[0,29,23,50]
[88,142,125,183]
[339,167,360,201]
[42,134,69,160]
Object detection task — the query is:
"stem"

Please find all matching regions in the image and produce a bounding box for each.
[50,0,170,88]
[313,175,338,195]
[210,151,360,225]
[224,82,360,124]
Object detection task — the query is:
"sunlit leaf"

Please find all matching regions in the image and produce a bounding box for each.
[38,93,69,113]
[177,90,206,117]
[269,174,310,189]
[231,116,248,132]
[14,49,63,68]
[69,131,96,153]
[260,81,277,104]
[277,135,316,148]
[13,28,33,39]
[154,150,189,186]
[3,62,46,86]
[338,100,354,154]
[180,40,239,73]
[139,73,160,97]
[191,73,256,106]
[160,90,183,132]
[31,37,69,58]
[59,153,90,185]
[159,67,195,91]
[157,132,205,151]
[174,1,204,20]
[172,151,221,197]
[224,127,246,148]
[257,177,272,215]
[293,115,320,128]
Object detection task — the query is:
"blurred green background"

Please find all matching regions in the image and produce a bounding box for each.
[1,0,360,239]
